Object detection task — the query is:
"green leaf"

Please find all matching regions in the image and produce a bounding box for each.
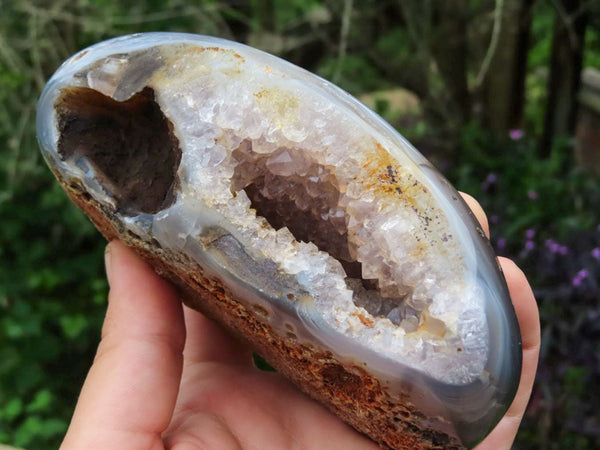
[13,416,67,447]
[59,315,89,339]
[26,389,53,413]
[1,397,23,421]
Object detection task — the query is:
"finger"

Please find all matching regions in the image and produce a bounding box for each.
[476,258,540,449]
[459,192,490,238]
[182,305,254,366]
[61,241,185,449]
[499,258,540,356]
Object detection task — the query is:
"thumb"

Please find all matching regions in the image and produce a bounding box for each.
[61,240,185,449]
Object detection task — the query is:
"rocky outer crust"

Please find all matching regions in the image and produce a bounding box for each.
[60,177,464,450]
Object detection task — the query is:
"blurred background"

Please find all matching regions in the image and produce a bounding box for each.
[1,0,599,448]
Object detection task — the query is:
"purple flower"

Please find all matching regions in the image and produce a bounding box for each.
[545,239,568,255]
[572,269,589,286]
[525,240,535,251]
[497,238,507,251]
[509,129,524,140]
[525,228,536,240]
[527,190,538,200]
[490,214,500,224]
[592,247,600,260]
[481,173,498,191]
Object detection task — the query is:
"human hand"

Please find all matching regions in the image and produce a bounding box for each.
[60,193,539,450]
[60,238,378,450]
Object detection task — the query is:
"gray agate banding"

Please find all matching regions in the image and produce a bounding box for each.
[37,33,522,448]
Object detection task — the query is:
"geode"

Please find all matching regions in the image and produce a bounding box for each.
[37,33,522,449]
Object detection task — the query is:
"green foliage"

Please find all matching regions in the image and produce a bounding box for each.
[249,0,323,32]
[585,27,600,69]
[452,126,600,246]
[0,169,108,448]
[528,2,555,69]
[0,1,599,448]
[317,54,384,94]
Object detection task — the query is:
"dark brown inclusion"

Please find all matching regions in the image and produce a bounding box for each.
[55,86,181,215]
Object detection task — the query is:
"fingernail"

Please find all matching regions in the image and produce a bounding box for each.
[104,242,113,286]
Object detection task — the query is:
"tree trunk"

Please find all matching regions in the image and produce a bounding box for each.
[430,0,471,127]
[483,0,535,134]
[540,0,589,156]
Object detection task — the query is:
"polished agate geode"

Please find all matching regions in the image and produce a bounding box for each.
[37,33,521,448]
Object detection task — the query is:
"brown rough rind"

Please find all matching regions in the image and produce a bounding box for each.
[60,176,464,450]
